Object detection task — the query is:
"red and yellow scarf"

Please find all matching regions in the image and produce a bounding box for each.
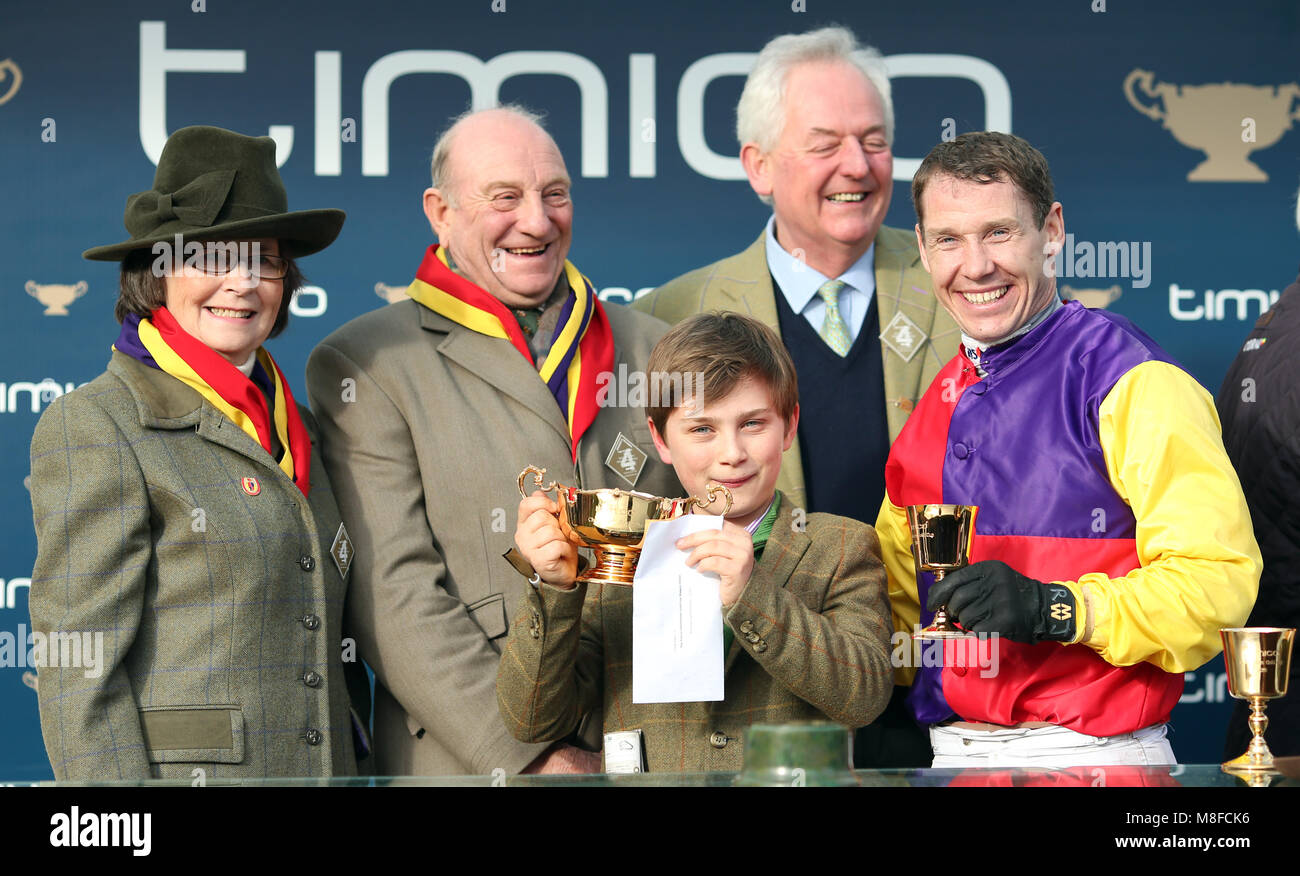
[116,307,311,495]
[405,245,614,460]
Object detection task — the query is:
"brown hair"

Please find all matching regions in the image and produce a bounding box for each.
[912,131,1055,230]
[114,245,303,339]
[646,312,798,435]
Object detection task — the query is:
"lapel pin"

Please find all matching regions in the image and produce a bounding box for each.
[879,311,927,362]
[605,432,648,487]
[330,523,354,579]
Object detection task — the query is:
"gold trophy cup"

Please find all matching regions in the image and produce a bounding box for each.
[518,465,732,586]
[1220,626,1295,775]
[907,504,978,640]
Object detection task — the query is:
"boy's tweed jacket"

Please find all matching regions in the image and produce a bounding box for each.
[29,352,359,780]
[497,502,894,772]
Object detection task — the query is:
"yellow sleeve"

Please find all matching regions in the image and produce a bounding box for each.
[875,494,921,685]
[1061,360,1261,672]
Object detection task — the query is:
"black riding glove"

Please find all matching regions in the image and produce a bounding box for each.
[926,560,1077,644]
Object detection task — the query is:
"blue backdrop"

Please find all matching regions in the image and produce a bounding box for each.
[2,0,1296,779]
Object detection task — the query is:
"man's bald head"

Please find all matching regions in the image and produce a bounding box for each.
[429,105,549,207]
[422,106,574,308]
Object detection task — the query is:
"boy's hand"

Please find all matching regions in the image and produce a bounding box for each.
[515,492,578,589]
[675,522,754,607]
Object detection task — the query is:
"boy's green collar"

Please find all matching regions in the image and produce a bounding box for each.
[750,490,782,555]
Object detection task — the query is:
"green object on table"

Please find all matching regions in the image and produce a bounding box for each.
[734,721,859,786]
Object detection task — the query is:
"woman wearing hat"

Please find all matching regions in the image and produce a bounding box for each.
[29,126,364,780]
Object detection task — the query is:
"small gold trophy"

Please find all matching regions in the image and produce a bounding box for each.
[518,465,732,587]
[1220,626,1295,775]
[907,504,978,640]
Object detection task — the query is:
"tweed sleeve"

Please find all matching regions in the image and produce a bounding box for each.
[29,390,152,780]
[1063,360,1262,671]
[724,517,894,728]
[496,579,605,744]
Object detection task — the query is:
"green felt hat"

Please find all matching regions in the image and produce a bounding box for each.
[83,125,344,261]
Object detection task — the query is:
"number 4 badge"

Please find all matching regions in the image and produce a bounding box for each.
[605,432,647,488]
[330,523,353,579]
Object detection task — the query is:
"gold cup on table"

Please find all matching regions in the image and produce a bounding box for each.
[517,465,732,587]
[907,504,978,640]
[1220,626,1295,776]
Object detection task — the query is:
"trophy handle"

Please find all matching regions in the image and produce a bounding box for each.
[517,465,559,498]
[1286,83,1300,121]
[1122,68,1165,122]
[683,482,733,516]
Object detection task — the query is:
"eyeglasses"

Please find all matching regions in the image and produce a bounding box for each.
[189,246,289,280]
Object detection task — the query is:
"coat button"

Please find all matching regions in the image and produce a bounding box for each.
[952,443,969,460]
[755,640,768,653]
[303,729,322,746]
[744,631,760,644]
[709,731,728,749]
[298,555,316,571]
[301,614,321,631]
[971,382,988,396]
[303,671,322,688]
[739,620,754,634]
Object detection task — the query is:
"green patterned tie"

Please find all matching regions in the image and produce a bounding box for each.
[817,279,852,356]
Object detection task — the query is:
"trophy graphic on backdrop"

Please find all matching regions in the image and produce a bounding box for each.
[907,504,978,640]
[518,465,731,587]
[1220,626,1295,775]
[1123,68,1300,182]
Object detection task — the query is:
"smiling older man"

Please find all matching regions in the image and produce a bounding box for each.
[635,25,958,769]
[636,27,958,523]
[876,131,1260,767]
[306,106,679,776]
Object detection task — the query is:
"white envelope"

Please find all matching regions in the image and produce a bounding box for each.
[631,513,726,703]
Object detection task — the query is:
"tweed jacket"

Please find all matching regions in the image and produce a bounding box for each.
[496,501,894,772]
[634,226,960,511]
[29,352,359,780]
[306,297,682,777]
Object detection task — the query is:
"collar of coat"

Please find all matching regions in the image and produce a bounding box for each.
[701,225,922,319]
[108,349,212,428]
[744,499,810,592]
[106,350,318,497]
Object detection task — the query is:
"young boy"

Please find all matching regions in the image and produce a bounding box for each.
[496,313,893,772]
